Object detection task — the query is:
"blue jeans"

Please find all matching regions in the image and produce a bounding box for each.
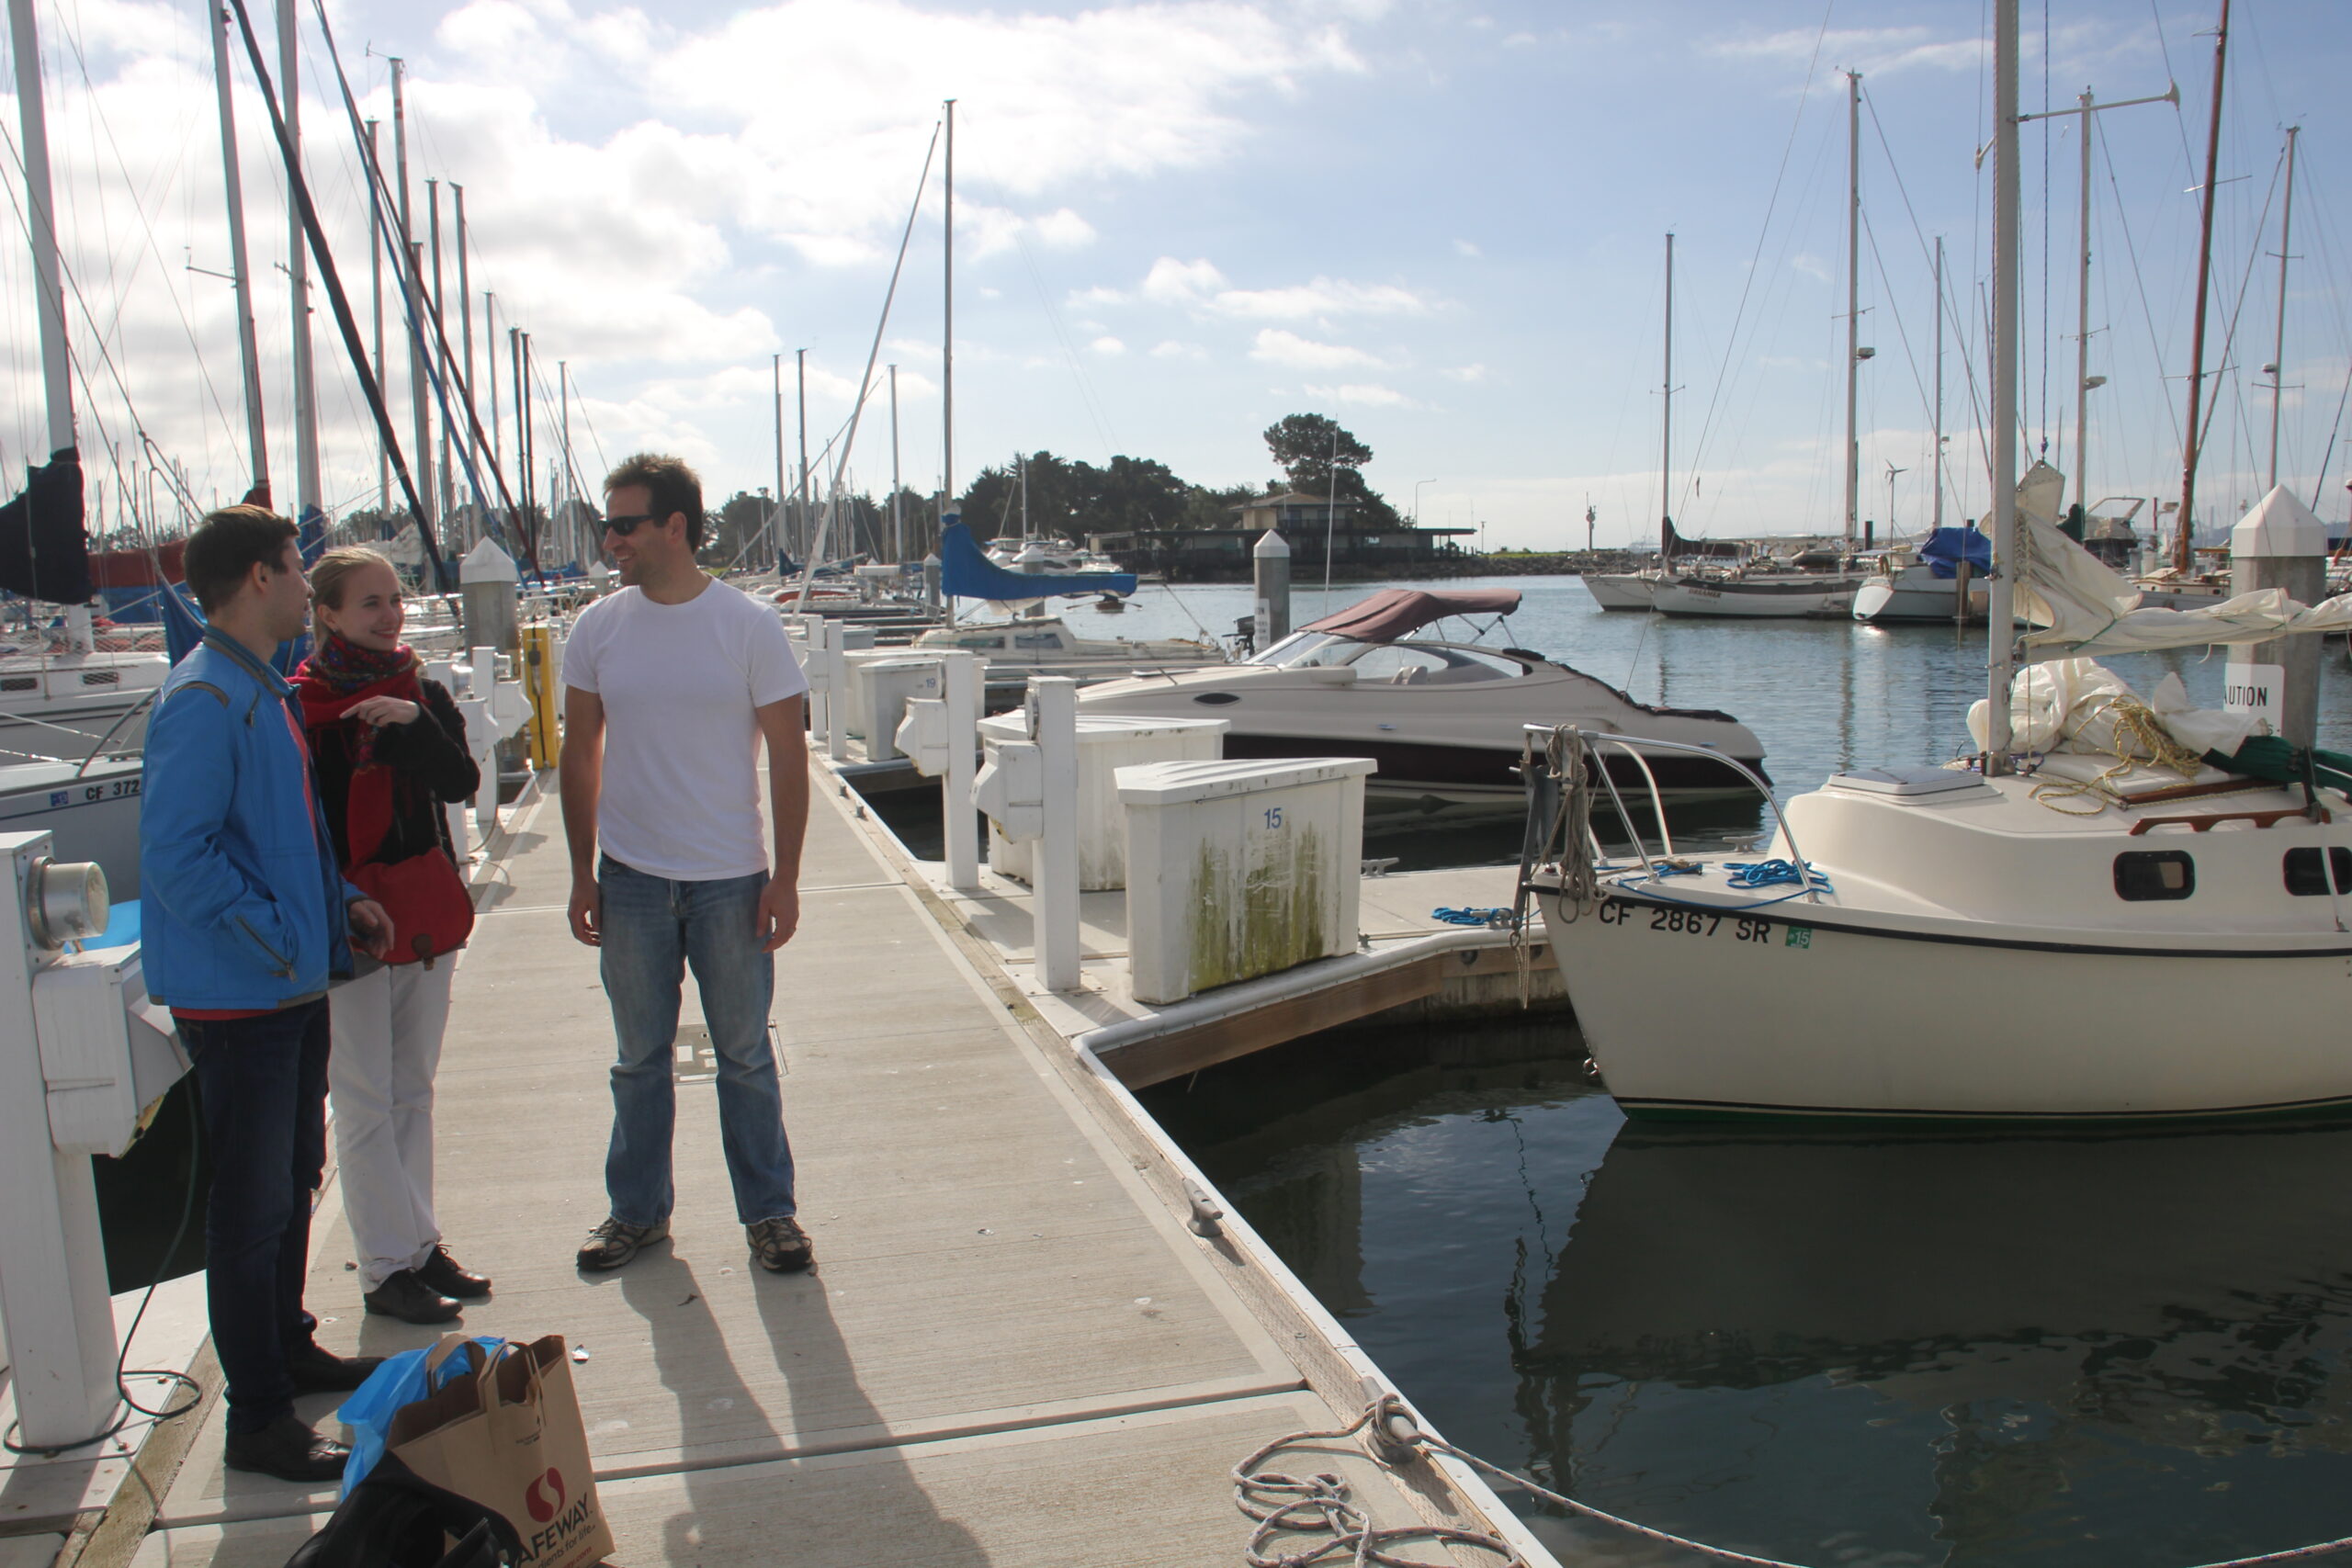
[598,855,796,1226]
[186,999,329,1436]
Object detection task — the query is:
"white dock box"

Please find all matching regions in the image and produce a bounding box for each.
[842,653,945,757]
[1116,757,1374,1004]
[978,714,1227,890]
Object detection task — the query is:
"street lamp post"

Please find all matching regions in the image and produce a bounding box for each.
[1412,478,1435,525]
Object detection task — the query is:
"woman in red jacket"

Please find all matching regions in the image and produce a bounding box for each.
[296,547,489,1325]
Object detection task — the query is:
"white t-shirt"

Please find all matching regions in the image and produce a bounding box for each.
[561,579,808,881]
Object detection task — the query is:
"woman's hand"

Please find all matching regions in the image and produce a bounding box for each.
[348,695,422,728]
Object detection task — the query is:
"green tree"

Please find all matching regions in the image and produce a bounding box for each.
[1084,455,1189,532]
[1262,413,1373,494]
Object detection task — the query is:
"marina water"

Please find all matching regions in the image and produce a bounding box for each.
[1120,573,2352,1566]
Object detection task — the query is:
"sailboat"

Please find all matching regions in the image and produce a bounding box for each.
[1518,1,2352,1122]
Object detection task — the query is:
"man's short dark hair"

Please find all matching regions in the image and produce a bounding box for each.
[605,453,705,547]
[183,505,300,613]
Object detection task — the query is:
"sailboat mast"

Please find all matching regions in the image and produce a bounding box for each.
[278,0,318,524]
[208,0,270,493]
[1984,1,2021,768]
[429,179,452,527]
[455,183,476,519]
[1659,231,1673,558]
[943,97,956,514]
[7,0,73,456]
[2177,0,2228,572]
[771,354,785,563]
[2072,89,2095,513]
[1932,235,1945,532]
[796,347,809,562]
[888,364,901,563]
[1844,69,1861,543]
[368,119,387,514]
[2266,124,2300,490]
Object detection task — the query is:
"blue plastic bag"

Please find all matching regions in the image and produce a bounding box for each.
[334,1335,508,1495]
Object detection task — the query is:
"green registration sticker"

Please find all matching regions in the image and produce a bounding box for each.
[1785,926,1814,950]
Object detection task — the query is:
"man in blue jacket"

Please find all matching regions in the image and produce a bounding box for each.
[141,505,395,1483]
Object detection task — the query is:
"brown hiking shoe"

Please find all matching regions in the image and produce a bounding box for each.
[576,1215,669,1271]
[747,1215,813,1273]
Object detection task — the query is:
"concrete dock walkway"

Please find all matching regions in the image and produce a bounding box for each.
[110,767,1529,1565]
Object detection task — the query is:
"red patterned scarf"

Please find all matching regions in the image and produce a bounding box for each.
[293,634,425,870]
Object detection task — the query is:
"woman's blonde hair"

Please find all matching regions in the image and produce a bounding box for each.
[310,546,400,613]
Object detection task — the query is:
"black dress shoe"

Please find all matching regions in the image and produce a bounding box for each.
[285,1340,384,1394]
[413,1244,492,1300]
[364,1269,463,1325]
[224,1415,349,1483]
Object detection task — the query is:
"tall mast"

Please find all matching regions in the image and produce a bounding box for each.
[368,118,387,514]
[1932,235,1945,531]
[796,347,808,561]
[456,184,477,521]
[208,0,269,493]
[931,97,941,514]
[560,360,571,523]
[888,363,902,563]
[1843,69,1862,542]
[508,325,524,531]
[942,97,956,513]
[1658,230,1674,558]
[483,291,501,496]
[2177,0,2228,572]
[391,58,434,538]
[8,0,73,457]
[428,178,452,527]
[771,353,786,563]
[2072,89,2095,513]
[277,0,318,524]
[2264,124,2300,490]
[1984,0,2021,768]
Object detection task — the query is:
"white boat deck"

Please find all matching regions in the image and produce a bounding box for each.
[25,759,1546,1566]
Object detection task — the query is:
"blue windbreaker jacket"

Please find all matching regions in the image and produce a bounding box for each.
[141,629,366,1010]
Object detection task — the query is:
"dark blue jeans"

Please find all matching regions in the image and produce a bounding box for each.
[187,999,330,1436]
[598,855,796,1227]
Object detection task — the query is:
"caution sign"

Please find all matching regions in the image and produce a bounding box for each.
[2223,660,2285,733]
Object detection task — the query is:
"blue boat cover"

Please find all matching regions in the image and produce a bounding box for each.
[1918,526,1993,580]
[938,521,1136,600]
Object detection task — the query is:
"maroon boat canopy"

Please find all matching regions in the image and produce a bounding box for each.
[1299,587,1522,642]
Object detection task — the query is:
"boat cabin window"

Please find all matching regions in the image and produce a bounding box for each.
[1250,633,1356,669]
[1010,631,1065,651]
[2283,846,2352,897]
[2113,850,2195,902]
[1348,645,1453,683]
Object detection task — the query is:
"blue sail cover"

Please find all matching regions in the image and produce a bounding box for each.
[939,522,1135,600]
[1918,526,1994,580]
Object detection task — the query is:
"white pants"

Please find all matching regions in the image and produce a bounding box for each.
[328,961,456,1292]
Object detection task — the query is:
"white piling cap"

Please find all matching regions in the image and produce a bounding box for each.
[2231,484,2329,559]
[1253,529,1290,558]
[459,537,521,584]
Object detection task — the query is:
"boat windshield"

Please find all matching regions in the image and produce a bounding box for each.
[1250,634,1527,682]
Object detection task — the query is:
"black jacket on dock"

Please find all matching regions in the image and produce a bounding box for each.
[308,678,481,873]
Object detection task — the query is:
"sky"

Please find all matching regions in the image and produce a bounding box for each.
[2,0,2348,552]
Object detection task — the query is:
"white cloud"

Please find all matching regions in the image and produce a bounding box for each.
[1249,329,1385,370]
[1090,336,1126,356]
[1441,364,1487,383]
[1151,340,1208,359]
[1304,381,1414,408]
[1791,253,1831,284]
[1123,256,1433,320]
[1453,238,1483,258]
[1713,25,1980,76]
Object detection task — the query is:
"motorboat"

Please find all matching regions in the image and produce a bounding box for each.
[904,616,1224,686]
[1076,587,1766,809]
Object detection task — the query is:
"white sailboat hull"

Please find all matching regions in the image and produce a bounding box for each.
[1649,576,1860,618]
[1580,573,1655,611]
[1537,886,2352,1119]
[1851,571,1989,623]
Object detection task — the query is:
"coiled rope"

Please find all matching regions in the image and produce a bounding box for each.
[1722,859,1833,892]
[1238,1397,2352,1568]
[2029,695,2208,816]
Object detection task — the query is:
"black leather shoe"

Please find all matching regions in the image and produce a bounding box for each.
[285,1340,384,1394]
[364,1269,463,1325]
[224,1415,349,1483]
[414,1244,492,1300]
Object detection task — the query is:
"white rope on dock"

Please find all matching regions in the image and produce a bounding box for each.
[1238,1395,2352,1568]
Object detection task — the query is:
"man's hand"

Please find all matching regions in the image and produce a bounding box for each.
[756,875,799,953]
[347,898,395,960]
[569,874,602,947]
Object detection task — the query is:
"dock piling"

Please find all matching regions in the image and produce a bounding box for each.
[1028,677,1081,991]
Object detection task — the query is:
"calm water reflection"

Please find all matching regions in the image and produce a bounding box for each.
[1153,1054,2352,1568]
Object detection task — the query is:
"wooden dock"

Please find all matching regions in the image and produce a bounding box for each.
[60,761,1549,1566]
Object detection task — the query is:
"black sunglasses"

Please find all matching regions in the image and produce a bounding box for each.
[600,513,664,536]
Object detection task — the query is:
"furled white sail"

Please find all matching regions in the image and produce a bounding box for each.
[2010,468,2352,656]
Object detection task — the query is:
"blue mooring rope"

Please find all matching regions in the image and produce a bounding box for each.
[1722,859,1834,893]
[1431,907,1520,928]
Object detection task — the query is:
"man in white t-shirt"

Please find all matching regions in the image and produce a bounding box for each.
[560,453,814,1274]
